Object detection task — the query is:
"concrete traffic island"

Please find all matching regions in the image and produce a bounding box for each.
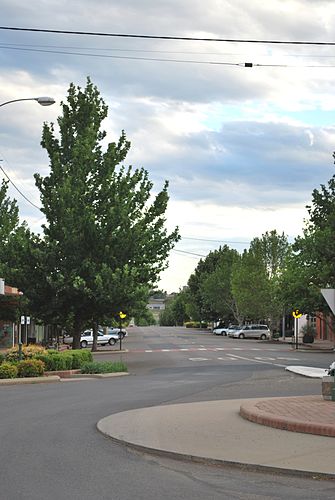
[97,398,335,478]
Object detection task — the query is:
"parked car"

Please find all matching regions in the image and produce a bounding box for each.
[213,326,229,336]
[228,324,271,340]
[63,329,119,348]
[105,327,128,339]
[226,325,240,336]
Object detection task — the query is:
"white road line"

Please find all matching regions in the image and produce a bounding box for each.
[254,357,276,361]
[215,348,225,351]
[188,357,210,361]
[179,348,189,351]
[161,349,171,352]
[277,357,300,361]
[197,348,207,351]
[227,353,286,368]
[145,350,153,352]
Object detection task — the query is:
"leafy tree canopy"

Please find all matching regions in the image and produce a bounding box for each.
[3,78,179,347]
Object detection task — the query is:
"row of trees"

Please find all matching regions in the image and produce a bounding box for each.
[160,230,289,329]
[0,79,179,349]
[161,165,335,330]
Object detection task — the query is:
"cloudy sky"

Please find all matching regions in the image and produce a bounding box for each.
[1,0,335,292]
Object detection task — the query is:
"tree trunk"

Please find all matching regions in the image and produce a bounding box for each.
[71,316,84,350]
[91,320,98,352]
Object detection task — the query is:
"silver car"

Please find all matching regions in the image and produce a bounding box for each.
[229,324,270,340]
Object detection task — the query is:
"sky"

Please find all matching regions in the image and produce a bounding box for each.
[1,0,335,293]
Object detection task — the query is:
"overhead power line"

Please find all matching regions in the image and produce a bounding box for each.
[1,26,335,46]
[0,163,41,211]
[173,249,207,258]
[181,236,251,244]
[2,45,335,69]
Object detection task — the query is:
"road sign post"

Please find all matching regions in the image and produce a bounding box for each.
[118,311,126,351]
[292,309,302,350]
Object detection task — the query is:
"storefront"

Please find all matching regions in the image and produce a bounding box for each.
[0,321,15,348]
[0,279,21,348]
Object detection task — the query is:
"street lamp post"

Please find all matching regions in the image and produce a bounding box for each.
[0,96,55,107]
[0,94,55,352]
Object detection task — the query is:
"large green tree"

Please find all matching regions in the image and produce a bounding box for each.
[0,179,18,248]
[10,79,179,348]
[231,249,271,323]
[0,179,30,320]
[280,170,335,317]
[248,230,290,328]
[187,246,236,322]
[294,172,335,287]
[199,246,239,323]
[159,289,190,326]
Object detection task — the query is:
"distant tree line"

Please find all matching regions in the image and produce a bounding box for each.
[160,162,335,329]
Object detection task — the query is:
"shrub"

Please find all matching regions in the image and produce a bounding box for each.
[0,362,18,379]
[6,345,48,362]
[70,349,92,368]
[17,359,45,378]
[34,350,92,371]
[81,361,127,374]
[185,321,201,328]
[36,350,93,371]
[35,353,72,371]
[301,324,316,343]
[0,352,5,364]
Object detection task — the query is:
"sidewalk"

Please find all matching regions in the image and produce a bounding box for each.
[98,395,335,478]
[277,338,334,351]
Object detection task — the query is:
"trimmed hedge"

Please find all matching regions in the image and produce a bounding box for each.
[35,349,93,371]
[36,353,72,371]
[0,362,18,379]
[81,361,127,374]
[17,359,45,378]
[185,321,208,329]
[69,349,92,368]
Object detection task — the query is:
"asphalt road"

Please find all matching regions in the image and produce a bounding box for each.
[0,326,334,500]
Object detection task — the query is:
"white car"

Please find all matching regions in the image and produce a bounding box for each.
[64,330,119,348]
[105,327,128,339]
[214,324,240,336]
[213,327,228,336]
[229,324,270,340]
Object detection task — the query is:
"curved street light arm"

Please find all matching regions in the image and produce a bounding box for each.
[0,97,55,107]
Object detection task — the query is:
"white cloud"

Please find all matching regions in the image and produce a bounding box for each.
[1,0,335,292]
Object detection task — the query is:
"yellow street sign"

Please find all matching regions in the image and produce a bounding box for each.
[292,309,302,319]
[119,311,127,319]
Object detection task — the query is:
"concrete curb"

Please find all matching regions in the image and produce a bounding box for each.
[69,372,129,379]
[285,366,328,378]
[91,350,128,355]
[240,396,335,438]
[0,375,60,386]
[97,428,335,480]
[0,372,129,386]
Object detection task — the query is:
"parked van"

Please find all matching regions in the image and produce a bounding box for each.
[228,324,270,340]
